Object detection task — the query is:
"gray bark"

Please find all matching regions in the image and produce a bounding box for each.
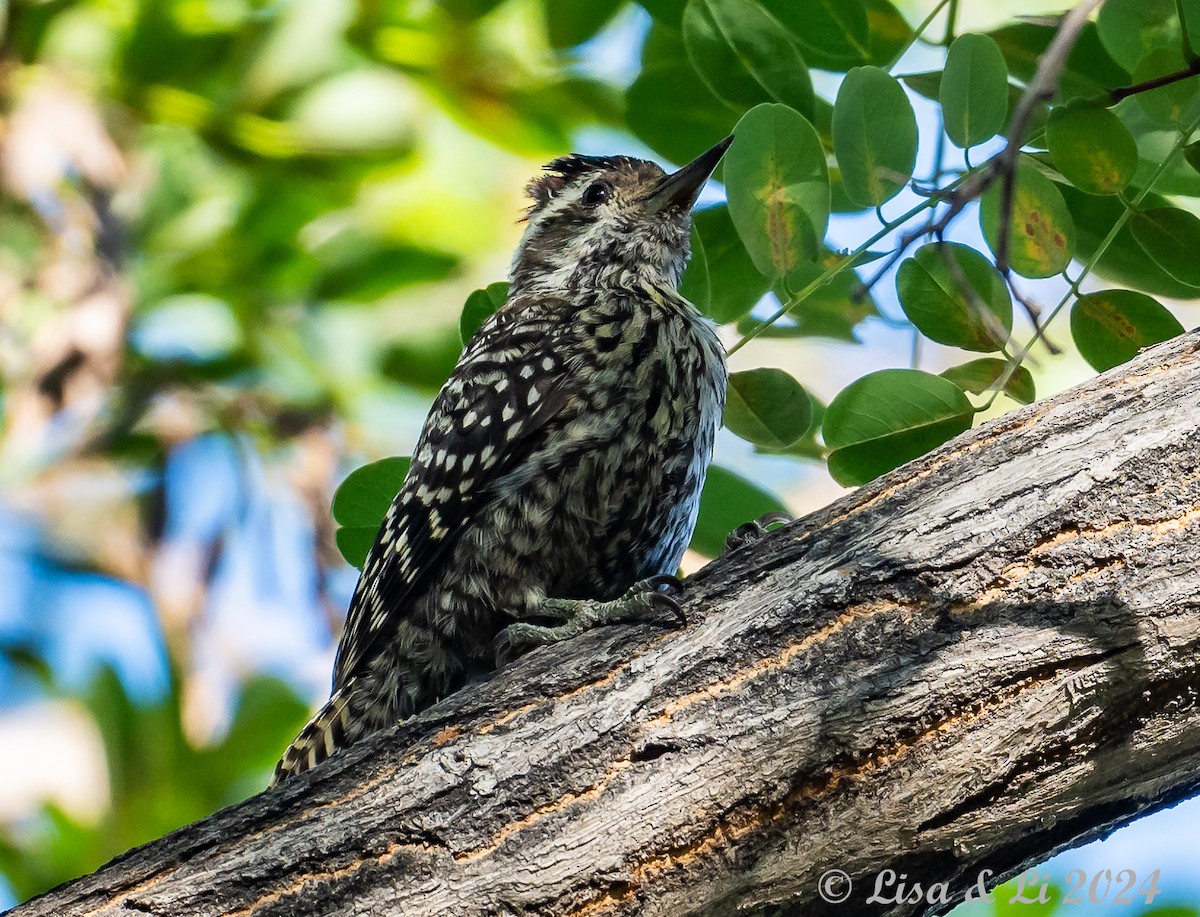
[15,332,1200,917]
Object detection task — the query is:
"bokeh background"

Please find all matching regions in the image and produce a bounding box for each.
[0,0,1196,913]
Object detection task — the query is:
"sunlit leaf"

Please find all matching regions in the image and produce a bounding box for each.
[832,66,916,208]
[725,103,830,278]
[896,242,1012,352]
[980,160,1075,278]
[1046,101,1137,195]
[724,368,812,448]
[941,358,1036,405]
[1071,290,1184,372]
[823,369,976,486]
[940,34,1009,149]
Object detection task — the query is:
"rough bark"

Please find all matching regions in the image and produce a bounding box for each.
[16,332,1200,917]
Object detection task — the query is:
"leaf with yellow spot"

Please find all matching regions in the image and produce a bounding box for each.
[980,160,1075,279]
[725,103,830,279]
[1070,290,1183,372]
[1046,101,1137,195]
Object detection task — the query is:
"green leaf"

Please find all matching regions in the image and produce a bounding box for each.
[864,0,914,67]
[823,369,976,486]
[1096,0,1179,72]
[691,464,788,557]
[1130,207,1200,286]
[1132,48,1200,127]
[940,34,1009,149]
[1046,101,1137,195]
[683,205,771,323]
[332,456,411,567]
[1071,290,1184,372]
[460,281,508,345]
[990,20,1129,102]
[682,0,814,118]
[313,246,459,302]
[627,26,738,164]
[903,71,1046,139]
[725,103,830,279]
[896,242,1013,352]
[543,0,622,48]
[756,249,879,341]
[832,66,917,208]
[335,527,377,570]
[1185,140,1200,173]
[1062,184,1200,298]
[760,0,871,72]
[979,160,1075,279]
[941,358,1036,405]
[724,368,812,448]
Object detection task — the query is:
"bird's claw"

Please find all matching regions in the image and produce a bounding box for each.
[722,511,794,555]
[635,574,686,627]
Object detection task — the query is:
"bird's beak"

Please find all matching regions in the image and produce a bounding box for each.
[645,135,734,213]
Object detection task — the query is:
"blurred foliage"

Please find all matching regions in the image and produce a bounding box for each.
[4,0,1200,907]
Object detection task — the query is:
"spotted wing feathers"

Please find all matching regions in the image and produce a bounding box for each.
[331,307,573,690]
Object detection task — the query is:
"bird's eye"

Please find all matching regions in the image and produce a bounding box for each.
[581,181,611,207]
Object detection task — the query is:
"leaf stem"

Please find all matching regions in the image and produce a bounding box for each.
[885,0,954,70]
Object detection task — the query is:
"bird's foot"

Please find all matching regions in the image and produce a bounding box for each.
[722,511,794,556]
[496,575,685,659]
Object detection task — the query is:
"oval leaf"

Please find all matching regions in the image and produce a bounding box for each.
[1130,207,1200,286]
[1070,290,1184,372]
[1097,0,1179,73]
[1062,184,1200,298]
[980,160,1075,278]
[681,205,771,323]
[941,358,1036,405]
[682,0,814,118]
[725,103,830,278]
[724,368,812,448]
[940,34,1009,149]
[760,0,871,71]
[332,456,411,567]
[823,369,976,486]
[691,464,788,558]
[896,242,1013,352]
[626,26,739,165]
[832,66,917,208]
[1132,48,1200,127]
[460,281,508,345]
[1046,101,1137,195]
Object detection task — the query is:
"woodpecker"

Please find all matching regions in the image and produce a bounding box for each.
[274,138,733,783]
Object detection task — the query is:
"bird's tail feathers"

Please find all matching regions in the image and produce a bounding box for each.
[272,686,354,786]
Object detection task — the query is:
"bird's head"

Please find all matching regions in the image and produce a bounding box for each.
[509,136,733,295]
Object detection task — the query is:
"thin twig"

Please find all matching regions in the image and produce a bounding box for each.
[1108,63,1200,103]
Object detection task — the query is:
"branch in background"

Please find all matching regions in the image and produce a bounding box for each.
[14,332,1200,917]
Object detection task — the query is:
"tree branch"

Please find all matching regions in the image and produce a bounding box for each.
[16,332,1200,917]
